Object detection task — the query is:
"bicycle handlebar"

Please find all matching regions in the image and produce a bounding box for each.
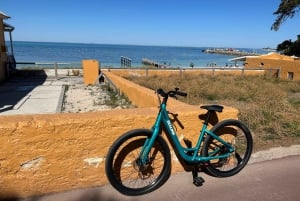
[156,88,187,98]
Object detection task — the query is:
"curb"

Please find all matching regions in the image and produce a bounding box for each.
[249,145,300,164]
[56,85,66,113]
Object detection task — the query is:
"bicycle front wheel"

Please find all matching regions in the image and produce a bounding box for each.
[105,129,171,196]
[202,119,253,177]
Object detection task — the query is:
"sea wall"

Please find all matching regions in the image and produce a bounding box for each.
[0,71,238,198]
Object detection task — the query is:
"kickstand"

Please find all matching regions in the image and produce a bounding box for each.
[192,167,205,187]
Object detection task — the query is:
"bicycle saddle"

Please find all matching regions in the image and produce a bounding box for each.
[200,105,224,112]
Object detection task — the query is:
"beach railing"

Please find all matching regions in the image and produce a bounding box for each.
[16,62,82,69]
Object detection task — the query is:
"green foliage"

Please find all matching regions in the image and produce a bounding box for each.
[100,84,133,108]
[277,38,300,56]
[271,0,300,31]
[272,1,300,56]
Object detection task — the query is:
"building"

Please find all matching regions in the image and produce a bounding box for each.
[0,11,14,83]
[230,52,300,80]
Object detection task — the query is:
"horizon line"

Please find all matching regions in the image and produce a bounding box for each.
[9,40,268,49]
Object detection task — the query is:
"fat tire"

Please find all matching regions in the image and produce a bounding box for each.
[105,129,171,196]
[202,119,253,177]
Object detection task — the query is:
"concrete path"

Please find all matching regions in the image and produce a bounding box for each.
[20,155,300,201]
[0,76,82,115]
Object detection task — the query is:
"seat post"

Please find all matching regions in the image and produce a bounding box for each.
[204,111,212,125]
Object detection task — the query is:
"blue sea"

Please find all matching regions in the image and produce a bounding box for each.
[8,41,268,68]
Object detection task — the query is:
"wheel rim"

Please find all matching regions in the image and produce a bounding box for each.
[112,136,167,190]
[206,124,251,173]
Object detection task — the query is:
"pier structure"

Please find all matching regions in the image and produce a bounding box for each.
[142,58,170,68]
[203,48,260,57]
[120,56,131,67]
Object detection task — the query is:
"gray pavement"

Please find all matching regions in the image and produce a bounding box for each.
[19,155,300,201]
[0,75,82,115]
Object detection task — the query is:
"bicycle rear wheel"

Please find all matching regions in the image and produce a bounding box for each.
[202,119,253,177]
[105,129,171,196]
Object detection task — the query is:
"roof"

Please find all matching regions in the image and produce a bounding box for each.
[228,55,257,62]
[4,22,14,32]
[0,11,10,19]
[257,52,294,61]
[229,52,297,62]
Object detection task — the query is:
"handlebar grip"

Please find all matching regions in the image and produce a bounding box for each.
[176,91,187,97]
[157,88,167,97]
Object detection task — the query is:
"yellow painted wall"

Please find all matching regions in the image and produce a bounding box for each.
[105,68,265,78]
[245,58,300,80]
[82,60,99,85]
[0,72,238,198]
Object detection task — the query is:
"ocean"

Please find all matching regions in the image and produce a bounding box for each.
[8,41,267,68]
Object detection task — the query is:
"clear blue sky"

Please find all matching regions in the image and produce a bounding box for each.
[1,0,300,48]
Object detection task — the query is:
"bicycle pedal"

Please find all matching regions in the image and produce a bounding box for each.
[193,176,205,187]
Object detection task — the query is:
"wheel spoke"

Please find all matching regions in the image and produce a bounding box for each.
[202,120,252,177]
[105,131,171,195]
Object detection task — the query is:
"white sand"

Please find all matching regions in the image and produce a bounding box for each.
[62,84,113,113]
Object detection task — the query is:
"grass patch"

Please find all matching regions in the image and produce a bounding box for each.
[125,73,300,151]
[100,84,134,109]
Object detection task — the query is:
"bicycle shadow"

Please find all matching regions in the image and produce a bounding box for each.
[198,111,219,126]
[16,187,134,201]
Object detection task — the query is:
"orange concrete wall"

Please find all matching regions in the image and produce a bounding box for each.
[82,60,99,85]
[0,72,238,198]
[105,68,265,78]
[103,71,188,108]
[245,58,300,80]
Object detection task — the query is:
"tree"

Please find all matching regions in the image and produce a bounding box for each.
[277,40,293,51]
[277,39,300,56]
[271,0,300,31]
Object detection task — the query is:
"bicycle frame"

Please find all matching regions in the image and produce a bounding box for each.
[139,102,235,164]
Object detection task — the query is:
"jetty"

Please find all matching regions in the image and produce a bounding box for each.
[203,48,260,57]
[142,58,170,68]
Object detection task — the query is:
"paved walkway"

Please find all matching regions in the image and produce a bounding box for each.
[20,155,300,201]
[0,76,82,115]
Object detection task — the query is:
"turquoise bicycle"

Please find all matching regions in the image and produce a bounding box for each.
[105,88,253,196]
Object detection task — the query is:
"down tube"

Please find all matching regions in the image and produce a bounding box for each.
[139,110,163,161]
[161,111,188,160]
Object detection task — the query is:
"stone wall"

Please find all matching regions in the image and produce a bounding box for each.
[0,71,238,198]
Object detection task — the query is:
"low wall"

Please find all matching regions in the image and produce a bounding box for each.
[105,67,265,78]
[0,71,238,198]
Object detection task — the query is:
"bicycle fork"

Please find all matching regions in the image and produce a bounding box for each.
[138,113,163,166]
